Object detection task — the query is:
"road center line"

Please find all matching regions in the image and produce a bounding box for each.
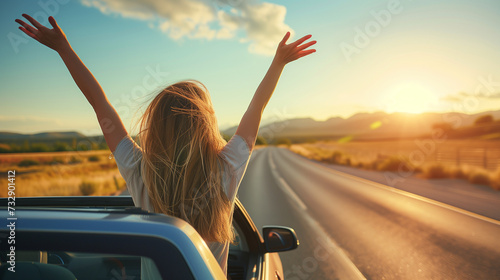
[269,151,307,210]
[269,149,367,280]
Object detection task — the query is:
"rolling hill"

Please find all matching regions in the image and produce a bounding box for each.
[0,131,85,141]
[223,110,500,141]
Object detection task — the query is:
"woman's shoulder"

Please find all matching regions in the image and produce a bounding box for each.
[219,134,251,171]
[114,134,143,160]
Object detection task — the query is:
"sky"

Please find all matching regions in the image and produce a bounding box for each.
[1,0,500,136]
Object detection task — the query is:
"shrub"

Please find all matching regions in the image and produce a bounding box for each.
[449,166,467,179]
[376,156,410,172]
[325,151,343,164]
[413,166,424,174]
[423,163,448,179]
[48,157,65,165]
[255,136,267,146]
[77,144,90,151]
[79,180,99,195]
[88,155,101,162]
[289,145,313,159]
[468,169,490,186]
[18,159,40,167]
[69,156,83,164]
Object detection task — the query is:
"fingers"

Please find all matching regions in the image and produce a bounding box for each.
[48,16,61,32]
[15,19,38,34]
[297,40,317,52]
[22,14,45,30]
[279,31,291,46]
[295,49,316,60]
[290,34,312,47]
[18,26,38,41]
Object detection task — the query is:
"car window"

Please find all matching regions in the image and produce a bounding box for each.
[0,230,196,280]
[230,222,249,252]
[0,250,162,280]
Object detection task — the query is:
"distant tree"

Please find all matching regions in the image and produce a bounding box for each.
[72,137,77,150]
[77,143,90,151]
[22,140,30,152]
[98,141,109,150]
[91,142,100,151]
[474,114,494,126]
[255,136,267,146]
[54,142,70,151]
[9,144,22,153]
[30,143,50,152]
[275,138,292,146]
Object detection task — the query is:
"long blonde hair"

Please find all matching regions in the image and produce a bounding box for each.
[137,80,233,243]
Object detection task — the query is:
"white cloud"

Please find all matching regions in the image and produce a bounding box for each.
[80,0,293,55]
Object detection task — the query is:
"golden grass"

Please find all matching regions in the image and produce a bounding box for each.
[289,141,500,191]
[0,151,126,197]
[0,150,112,164]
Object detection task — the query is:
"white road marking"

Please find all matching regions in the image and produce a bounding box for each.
[277,177,308,210]
[299,205,368,280]
[269,151,307,210]
[269,148,367,280]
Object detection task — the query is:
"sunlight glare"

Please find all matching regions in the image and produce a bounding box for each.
[383,83,438,114]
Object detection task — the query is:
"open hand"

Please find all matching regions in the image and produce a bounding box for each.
[273,32,316,66]
[15,14,68,52]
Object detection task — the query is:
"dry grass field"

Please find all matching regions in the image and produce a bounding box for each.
[288,139,500,190]
[0,150,126,197]
[2,139,498,197]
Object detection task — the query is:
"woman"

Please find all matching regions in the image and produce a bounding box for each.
[15,14,316,277]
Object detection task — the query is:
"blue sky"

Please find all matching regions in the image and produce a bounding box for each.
[1,0,500,136]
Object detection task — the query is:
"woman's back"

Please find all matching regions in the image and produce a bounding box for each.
[112,133,251,276]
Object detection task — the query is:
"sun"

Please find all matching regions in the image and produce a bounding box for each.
[382,83,438,114]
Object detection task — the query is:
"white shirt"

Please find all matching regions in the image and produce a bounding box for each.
[112,133,251,277]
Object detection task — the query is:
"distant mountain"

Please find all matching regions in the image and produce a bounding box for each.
[0,131,86,141]
[223,110,500,141]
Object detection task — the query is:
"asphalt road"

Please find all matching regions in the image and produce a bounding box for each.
[237,147,500,280]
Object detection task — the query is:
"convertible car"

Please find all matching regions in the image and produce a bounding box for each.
[0,196,299,280]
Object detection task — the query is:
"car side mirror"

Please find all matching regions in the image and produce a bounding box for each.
[262,226,299,253]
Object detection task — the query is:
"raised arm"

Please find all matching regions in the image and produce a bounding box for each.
[235,32,316,150]
[15,14,127,152]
